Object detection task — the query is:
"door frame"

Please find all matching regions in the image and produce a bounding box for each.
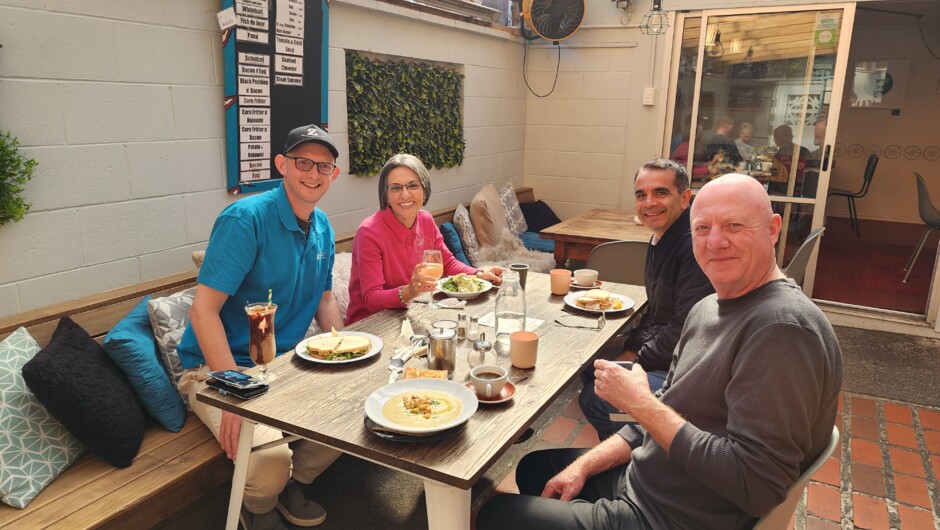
[661,2,858,298]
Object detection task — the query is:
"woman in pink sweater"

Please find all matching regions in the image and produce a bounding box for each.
[345,154,503,324]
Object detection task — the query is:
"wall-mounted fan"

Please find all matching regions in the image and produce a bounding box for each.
[521,0,585,42]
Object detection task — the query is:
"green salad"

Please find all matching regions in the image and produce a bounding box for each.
[440,273,484,293]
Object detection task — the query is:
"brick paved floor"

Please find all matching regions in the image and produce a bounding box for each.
[492,392,940,530]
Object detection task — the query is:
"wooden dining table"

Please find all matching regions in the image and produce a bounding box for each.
[540,208,653,268]
[198,272,646,530]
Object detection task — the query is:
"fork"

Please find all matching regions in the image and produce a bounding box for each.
[554,314,605,331]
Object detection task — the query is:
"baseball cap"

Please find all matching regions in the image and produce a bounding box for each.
[283,124,339,158]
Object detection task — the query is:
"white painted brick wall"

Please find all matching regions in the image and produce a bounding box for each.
[80,198,189,265]
[3,0,631,317]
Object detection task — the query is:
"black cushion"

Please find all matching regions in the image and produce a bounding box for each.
[23,317,146,468]
[519,200,562,233]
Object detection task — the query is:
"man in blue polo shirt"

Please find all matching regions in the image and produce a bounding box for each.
[177,124,345,530]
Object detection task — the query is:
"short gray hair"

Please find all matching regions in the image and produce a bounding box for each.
[634,158,690,193]
[377,153,432,210]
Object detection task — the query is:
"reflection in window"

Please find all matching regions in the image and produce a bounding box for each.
[668,11,842,199]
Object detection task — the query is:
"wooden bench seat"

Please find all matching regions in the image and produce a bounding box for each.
[0,272,231,530]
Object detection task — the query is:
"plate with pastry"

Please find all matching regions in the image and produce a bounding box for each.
[563,289,634,314]
[294,330,383,364]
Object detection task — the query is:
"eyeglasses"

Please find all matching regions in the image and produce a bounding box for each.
[386,182,423,194]
[285,156,337,176]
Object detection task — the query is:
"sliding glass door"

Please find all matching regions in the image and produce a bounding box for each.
[663,4,856,296]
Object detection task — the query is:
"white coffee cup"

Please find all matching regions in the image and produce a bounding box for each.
[574,269,598,287]
[469,365,508,399]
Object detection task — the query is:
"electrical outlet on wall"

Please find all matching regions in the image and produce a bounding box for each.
[642,87,655,106]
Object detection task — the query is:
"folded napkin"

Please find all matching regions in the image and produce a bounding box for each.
[436,298,466,309]
[477,312,543,332]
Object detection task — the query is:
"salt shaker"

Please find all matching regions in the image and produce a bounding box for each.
[468,315,480,341]
[467,333,497,369]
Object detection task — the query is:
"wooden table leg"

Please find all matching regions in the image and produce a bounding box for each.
[424,480,470,530]
[225,419,256,530]
[554,242,567,269]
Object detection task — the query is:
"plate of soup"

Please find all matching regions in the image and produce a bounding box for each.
[365,379,478,435]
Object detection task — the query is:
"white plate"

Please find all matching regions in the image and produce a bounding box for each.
[569,279,603,290]
[365,379,478,435]
[294,331,384,364]
[563,292,635,314]
[436,277,493,299]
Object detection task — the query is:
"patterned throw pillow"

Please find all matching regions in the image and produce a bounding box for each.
[452,203,479,263]
[0,328,85,509]
[470,184,510,247]
[147,287,196,391]
[498,184,528,236]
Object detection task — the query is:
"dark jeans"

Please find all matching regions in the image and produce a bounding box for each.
[579,367,667,441]
[476,449,652,530]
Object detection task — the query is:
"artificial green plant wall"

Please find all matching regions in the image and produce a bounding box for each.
[345,51,465,176]
[0,131,37,226]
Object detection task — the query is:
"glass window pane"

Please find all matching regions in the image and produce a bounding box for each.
[680,11,843,198]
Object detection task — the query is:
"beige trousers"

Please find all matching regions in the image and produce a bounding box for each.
[180,365,341,513]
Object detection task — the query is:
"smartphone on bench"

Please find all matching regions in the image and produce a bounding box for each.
[207,370,269,400]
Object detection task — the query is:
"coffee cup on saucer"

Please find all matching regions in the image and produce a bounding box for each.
[574,269,598,287]
[469,365,508,399]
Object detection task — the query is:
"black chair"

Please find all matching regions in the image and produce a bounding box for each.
[902,173,940,283]
[827,154,877,237]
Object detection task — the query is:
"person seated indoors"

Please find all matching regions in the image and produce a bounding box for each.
[477,174,843,530]
[735,122,757,162]
[345,154,503,325]
[770,124,811,196]
[705,115,743,169]
[579,159,713,441]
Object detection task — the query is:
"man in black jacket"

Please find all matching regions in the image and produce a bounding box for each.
[579,158,714,440]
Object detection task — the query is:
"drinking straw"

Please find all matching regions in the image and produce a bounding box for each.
[267,289,272,309]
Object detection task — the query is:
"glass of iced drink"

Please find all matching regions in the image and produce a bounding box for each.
[245,302,278,383]
[422,249,443,307]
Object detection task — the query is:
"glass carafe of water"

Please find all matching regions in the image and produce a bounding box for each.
[494,270,526,355]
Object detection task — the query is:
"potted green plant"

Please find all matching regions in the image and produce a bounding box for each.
[0,131,37,226]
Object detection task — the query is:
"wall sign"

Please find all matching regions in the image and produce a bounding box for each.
[222,0,329,194]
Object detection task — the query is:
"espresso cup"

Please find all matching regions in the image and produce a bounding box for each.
[550,269,572,295]
[574,269,598,287]
[509,330,538,369]
[469,365,508,399]
[509,263,529,290]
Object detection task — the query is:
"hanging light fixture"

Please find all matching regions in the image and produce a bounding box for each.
[640,0,668,35]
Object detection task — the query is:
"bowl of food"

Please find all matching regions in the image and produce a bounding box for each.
[437,273,493,299]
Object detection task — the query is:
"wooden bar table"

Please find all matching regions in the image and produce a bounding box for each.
[199,272,646,530]
[541,208,653,268]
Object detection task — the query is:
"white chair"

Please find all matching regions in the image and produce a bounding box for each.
[782,227,826,287]
[586,240,649,286]
[753,426,840,530]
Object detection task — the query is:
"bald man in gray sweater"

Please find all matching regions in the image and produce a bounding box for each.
[477,174,843,530]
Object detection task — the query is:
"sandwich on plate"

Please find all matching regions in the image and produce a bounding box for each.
[575,289,622,311]
[306,334,372,361]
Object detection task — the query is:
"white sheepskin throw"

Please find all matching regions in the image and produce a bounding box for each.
[474,229,555,273]
[306,252,353,337]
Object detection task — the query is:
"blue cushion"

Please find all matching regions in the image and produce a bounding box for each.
[440,222,472,266]
[520,231,555,253]
[103,297,186,432]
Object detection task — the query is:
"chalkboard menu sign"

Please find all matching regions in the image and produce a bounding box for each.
[222,0,329,194]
